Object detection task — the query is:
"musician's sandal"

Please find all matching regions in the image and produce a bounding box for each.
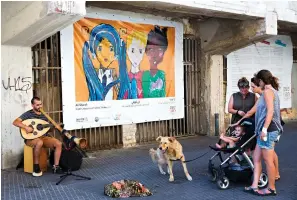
[33,164,43,177]
[52,165,64,174]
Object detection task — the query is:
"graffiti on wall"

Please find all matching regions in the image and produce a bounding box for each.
[2,76,32,93]
[75,18,175,101]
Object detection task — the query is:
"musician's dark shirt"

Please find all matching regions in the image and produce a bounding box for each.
[19,109,49,122]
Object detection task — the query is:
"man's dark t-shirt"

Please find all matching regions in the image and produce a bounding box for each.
[19,109,49,122]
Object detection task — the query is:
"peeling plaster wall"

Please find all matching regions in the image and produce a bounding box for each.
[209,55,225,135]
[198,53,211,135]
[1,45,33,169]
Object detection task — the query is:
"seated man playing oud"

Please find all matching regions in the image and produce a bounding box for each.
[12,96,63,177]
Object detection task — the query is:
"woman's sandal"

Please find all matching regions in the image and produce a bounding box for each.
[244,186,258,194]
[254,188,277,196]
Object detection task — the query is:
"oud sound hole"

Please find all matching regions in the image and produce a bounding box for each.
[31,121,35,125]
[33,131,38,135]
[36,124,43,131]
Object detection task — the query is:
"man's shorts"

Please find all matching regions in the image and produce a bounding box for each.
[25,136,60,149]
[257,131,280,150]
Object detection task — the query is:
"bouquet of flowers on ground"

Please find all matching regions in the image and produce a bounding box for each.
[104,179,153,198]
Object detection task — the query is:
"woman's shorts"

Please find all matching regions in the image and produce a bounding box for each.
[257,131,280,150]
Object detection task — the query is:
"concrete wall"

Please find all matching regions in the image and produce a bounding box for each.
[1,45,33,169]
[1,1,86,46]
[199,14,278,55]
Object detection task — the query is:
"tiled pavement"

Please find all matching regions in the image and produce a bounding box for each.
[2,121,297,200]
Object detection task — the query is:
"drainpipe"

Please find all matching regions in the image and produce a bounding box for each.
[215,113,219,136]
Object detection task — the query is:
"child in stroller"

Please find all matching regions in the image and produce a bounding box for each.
[208,118,268,190]
[215,125,245,149]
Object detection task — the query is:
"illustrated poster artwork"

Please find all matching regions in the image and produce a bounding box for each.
[74,18,175,101]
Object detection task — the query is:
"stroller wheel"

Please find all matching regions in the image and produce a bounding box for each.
[251,172,268,188]
[210,168,218,182]
[258,172,268,188]
[217,176,230,190]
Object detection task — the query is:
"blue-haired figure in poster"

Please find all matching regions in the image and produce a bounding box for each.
[82,24,131,101]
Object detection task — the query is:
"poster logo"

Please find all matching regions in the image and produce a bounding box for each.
[132,100,140,105]
[158,98,175,105]
[76,117,88,122]
[114,114,121,121]
[122,100,149,108]
[170,106,176,114]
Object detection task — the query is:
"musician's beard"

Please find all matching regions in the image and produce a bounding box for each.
[33,108,41,112]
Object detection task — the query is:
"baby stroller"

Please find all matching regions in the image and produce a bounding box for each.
[208,118,268,189]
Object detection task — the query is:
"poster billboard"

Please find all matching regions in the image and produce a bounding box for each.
[60,11,184,130]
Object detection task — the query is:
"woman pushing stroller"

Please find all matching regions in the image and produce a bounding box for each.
[234,70,283,196]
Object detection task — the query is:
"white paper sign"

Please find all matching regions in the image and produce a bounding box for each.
[226,35,293,112]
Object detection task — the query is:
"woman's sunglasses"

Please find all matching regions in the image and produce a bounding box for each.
[238,82,249,88]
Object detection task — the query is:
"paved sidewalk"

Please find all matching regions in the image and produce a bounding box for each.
[2,121,297,200]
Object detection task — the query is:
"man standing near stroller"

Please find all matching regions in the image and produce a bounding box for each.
[244,70,283,196]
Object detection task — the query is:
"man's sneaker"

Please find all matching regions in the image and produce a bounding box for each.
[33,164,43,177]
[52,165,64,174]
[32,170,43,177]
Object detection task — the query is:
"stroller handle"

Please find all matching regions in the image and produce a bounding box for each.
[228,119,253,129]
[240,121,253,126]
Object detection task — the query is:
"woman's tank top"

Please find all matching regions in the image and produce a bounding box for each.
[231,92,256,123]
[255,88,283,135]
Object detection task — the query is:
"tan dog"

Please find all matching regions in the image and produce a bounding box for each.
[154,136,192,182]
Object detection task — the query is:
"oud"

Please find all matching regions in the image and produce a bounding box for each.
[20,119,52,140]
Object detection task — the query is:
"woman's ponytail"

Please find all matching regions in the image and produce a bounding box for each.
[270,76,279,91]
[256,69,279,90]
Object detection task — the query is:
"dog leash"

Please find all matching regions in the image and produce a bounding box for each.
[170,149,212,163]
